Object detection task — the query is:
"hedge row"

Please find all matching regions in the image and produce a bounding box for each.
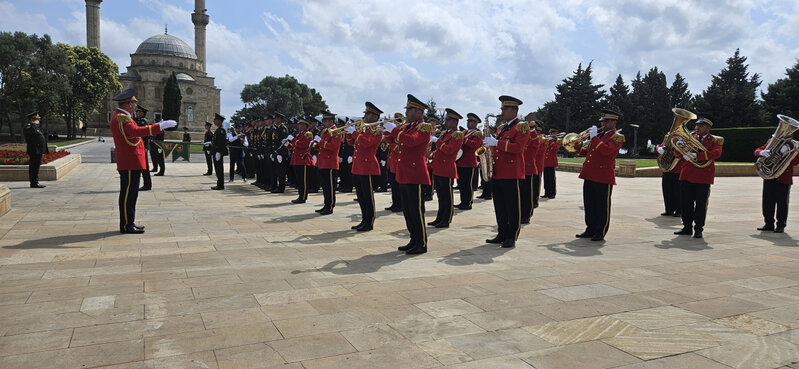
[712,126,780,163]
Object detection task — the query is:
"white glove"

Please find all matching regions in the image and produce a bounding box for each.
[383,122,397,133]
[548,136,555,141]
[588,126,598,139]
[270,154,275,161]
[313,155,317,162]
[781,145,790,154]
[380,160,386,166]
[759,149,771,157]
[656,147,665,155]
[483,137,498,147]
[345,126,356,134]
[314,135,322,143]
[286,134,294,141]
[683,153,697,160]
[430,136,438,143]
[159,120,177,130]
[676,139,685,146]
[347,156,353,164]
[277,155,282,163]
[339,157,343,163]
[215,152,221,161]
[203,142,211,147]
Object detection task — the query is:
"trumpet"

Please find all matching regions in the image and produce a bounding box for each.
[562,127,621,153]
[329,120,365,134]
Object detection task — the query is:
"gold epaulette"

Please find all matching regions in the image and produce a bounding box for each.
[452,131,464,140]
[418,123,433,133]
[117,115,133,124]
[612,132,626,144]
[369,126,381,135]
[515,122,530,134]
[472,130,483,138]
[713,135,724,145]
[304,131,313,139]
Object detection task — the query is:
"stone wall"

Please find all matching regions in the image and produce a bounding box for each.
[0,185,9,218]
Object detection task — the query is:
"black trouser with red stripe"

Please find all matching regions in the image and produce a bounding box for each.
[354,174,376,226]
[520,175,535,221]
[118,170,141,230]
[400,183,427,248]
[681,180,710,232]
[762,179,791,228]
[583,179,613,237]
[456,167,477,207]
[320,168,338,210]
[433,175,454,225]
[492,178,521,241]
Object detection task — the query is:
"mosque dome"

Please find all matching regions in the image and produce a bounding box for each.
[134,33,197,59]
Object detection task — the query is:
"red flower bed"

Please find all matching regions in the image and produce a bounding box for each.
[0,150,70,165]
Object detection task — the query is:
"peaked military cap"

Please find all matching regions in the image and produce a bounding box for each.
[405,94,430,111]
[321,111,336,120]
[273,112,285,119]
[135,106,148,114]
[204,121,212,126]
[297,118,311,126]
[27,111,41,120]
[499,95,523,107]
[364,101,383,115]
[466,113,481,123]
[214,113,225,121]
[696,112,714,127]
[444,108,463,120]
[112,88,137,103]
[599,108,622,121]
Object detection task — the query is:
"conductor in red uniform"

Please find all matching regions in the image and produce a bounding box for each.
[542,128,561,198]
[347,102,384,231]
[456,113,483,210]
[384,94,433,255]
[674,114,723,238]
[483,95,531,248]
[315,111,342,215]
[429,108,464,228]
[109,89,175,233]
[575,109,625,241]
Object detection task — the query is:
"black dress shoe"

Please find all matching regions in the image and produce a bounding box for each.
[154,173,164,176]
[319,209,333,215]
[315,208,326,213]
[150,169,158,172]
[533,203,539,208]
[435,223,449,228]
[456,204,472,210]
[139,187,151,191]
[486,236,504,244]
[210,186,224,190]
[398,242,414,251]
[674,228,692,235]
[427,221,440,226]
[385,206,395,211]
[757,224,775,231]
[775,226,785,233]
[501,240,515,248]
[591,234,604,241]
[271,189,284,193]
[406,245,427,255]
[660,211,673,216]
[391,208,403,213]
[693,231,703,238]
[291,199,305,204]
[120,226,145,234]
[521,218,530,225]
[351,223,364,230]
[575,231,593,238]
[132,224,145,230]
[30,184,46,188]
[356,225,373,232]
[203,172,212,176]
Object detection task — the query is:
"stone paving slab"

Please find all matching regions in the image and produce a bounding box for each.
[3,162,799,368]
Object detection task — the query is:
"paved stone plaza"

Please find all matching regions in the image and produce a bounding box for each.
[3,160,799,368]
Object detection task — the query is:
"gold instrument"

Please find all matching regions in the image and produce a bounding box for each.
[659,108,711,168]
[755,114,799,179]
[478,114,496,181]
[657,108,697,171]
[562,128,597,153]
[329,120,366,135]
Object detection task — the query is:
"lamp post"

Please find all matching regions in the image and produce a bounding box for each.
[629,124,640,159]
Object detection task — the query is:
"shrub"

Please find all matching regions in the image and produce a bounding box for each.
[0,150,70,165]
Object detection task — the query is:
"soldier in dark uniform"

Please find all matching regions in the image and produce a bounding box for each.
[23,112,48,188]
[228,124,247,182]
[150,119,166,176]
[182,127,191,142]
[261,116,275,190]
[203,121,214,175]
[250,117,265,188]
[210,113,228,190]
[272,113,289,193]
[133,106,152,190]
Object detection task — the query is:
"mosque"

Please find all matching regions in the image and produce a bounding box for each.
[87,0,220,130]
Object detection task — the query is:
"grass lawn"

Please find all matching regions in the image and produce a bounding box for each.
[558,157,752,167]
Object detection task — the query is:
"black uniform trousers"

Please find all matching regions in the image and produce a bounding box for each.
[28,154,42,185]
[320,168,338,210]
[389,172,401,209]
[533,173,542,207]
[293,165,308,201]
[492,178,521,241]
[583,179,613,237]
[520,175,535,221]
[261,154,273,187]
[118,170,141,229]
[274,158,286,191]
[213,154,225,189]
[149,144,165,174]
[308,165,319,193]
[661,172,681,214]
[680,180,710,232]
[140,153,152,189]
[229,149,246,181]
[204,149,213,174]
[456,167,477,207]
[400,184,427,248]
[423,168,434,199]
[253,154,263,184]
[354,174,377,226]
[763,179,790,228]
[480,180,493,199]
[338,162,352,192]
[433,175,454,225]
[543,167,557,197]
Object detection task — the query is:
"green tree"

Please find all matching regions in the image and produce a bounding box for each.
[761,60,799,121]
[162,72,182,129]
[537,62,606,134]
[669,73,692,109]
[695,49,764,126]
[56,43,120,138]
[238,75,327,119]
[631,67,672,145]
[425,98,443,124]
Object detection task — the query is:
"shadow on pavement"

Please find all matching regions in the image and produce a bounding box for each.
[748,232,799,247]
[438,244,513,266]
[654,236,712,251]
[540,239,605,257]
[4,231,117,249]
[645,215,683,230]
[293,251,407,275]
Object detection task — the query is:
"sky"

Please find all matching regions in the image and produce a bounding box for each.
[2,0,799,121]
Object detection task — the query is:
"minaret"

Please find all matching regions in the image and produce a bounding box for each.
[191,0,209,72]
[85,0,103,50]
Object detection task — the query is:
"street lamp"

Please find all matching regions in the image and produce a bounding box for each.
[629,124,640,159]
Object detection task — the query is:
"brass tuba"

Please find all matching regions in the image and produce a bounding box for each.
[658,108,697,171]
[478,114,496,181]
[755,114,799,179]
[561,128,593,153]
[662,107,711,168]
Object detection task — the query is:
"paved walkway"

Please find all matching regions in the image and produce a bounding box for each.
[2,162,799,368]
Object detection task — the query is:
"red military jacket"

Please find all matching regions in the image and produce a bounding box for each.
[348,128,382,176]
[393,120,432,185]
[290,132,315,166]
[536,135,546,174]
[544,138,560,168]
[523,130,541,176]
[755,142,799,185]
[679,134,723,185]
[578,129,625,185]
[316,126,342,170]
[457,129,482,168]
[110,108,163,171]
[656,143,683,174]
[492,118,531,180]
[384,128,400,173]
[431,130,464,179]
